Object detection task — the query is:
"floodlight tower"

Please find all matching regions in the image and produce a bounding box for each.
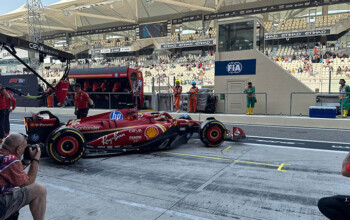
[27,0,43,70]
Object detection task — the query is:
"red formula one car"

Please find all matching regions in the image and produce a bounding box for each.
[24,108,246,164]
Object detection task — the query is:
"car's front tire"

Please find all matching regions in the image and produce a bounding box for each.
[46,127,86,164]
[199,120,226,147]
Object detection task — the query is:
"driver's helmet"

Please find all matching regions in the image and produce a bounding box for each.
[192,81,196,85]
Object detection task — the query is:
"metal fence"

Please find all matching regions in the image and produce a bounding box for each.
[49,90,350,116]
[290,92,350,116]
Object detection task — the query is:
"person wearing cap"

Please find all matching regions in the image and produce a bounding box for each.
[338,79,350,118]
[188,81,198,113]
[4,90,16,137]
[173,80,182,113]
[74,83,94,119]
[0,84,10,144]
[244,82,256,115]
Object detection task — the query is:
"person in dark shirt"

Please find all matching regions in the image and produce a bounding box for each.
[74,83,94,119]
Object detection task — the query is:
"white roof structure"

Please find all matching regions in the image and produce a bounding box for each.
[0,0,336,37]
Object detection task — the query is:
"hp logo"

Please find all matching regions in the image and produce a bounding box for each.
[226,62,243,74]
[110,111,123,121]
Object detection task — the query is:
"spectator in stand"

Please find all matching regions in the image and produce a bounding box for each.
[0,84,10,144]
[74,83,94,119]
[173,80,182,113]
[337,66,342,75]
[188,81,198,113]
[4,90,16,137]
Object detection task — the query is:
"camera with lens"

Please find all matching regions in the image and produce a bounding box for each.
[23,144,43,161]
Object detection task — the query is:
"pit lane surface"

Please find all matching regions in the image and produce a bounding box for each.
[8,112,350,220]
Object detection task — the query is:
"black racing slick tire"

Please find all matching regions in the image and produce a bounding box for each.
[46,127,86,164]
[199,120,226,147]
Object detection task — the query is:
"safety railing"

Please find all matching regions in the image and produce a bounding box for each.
[158,92,268,115]
[290,92,350,116]
[66,91,139,110]
[211,92,268,115]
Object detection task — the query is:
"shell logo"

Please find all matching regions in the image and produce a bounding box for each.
[145,126,158,140]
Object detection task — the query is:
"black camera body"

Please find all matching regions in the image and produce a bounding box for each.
[23,144,43,161]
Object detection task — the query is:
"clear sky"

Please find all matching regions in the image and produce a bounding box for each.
[0,0,60,16]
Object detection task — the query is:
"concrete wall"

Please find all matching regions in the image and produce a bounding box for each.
[215,50,315,115]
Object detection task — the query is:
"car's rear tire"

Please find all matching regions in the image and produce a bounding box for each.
[46,127,86,164]
[199,120,226,147]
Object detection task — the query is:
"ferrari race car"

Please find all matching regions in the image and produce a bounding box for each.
[24,108,246,164]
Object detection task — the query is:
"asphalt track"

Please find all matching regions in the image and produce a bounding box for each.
[7,112,350,220]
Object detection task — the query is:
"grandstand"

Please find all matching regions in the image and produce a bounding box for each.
[0,1,349,95]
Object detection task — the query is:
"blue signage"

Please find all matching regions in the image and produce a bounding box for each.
[110,111,123,121]
[215,59,256,76]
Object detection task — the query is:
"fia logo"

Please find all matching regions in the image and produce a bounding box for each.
[226,62,243,74]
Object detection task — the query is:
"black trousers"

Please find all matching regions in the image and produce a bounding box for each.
[0,109,5,139]
[318,195,350,220]
[4,109,10,134]
[77,108,89,119]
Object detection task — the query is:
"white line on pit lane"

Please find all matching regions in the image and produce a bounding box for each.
[9,124,24,127]
[9,119,24,121]
[226,123,350,131]
[247,135,350,145]
[245,143,349,153]
[42,182,213,220]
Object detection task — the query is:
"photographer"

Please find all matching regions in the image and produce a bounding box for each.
[0,134,46,220]
[318,152,350,219]
[0,84,10,144]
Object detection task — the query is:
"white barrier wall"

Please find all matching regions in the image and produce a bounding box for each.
[215,50,315,115]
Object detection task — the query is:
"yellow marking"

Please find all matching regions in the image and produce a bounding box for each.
[277,163,290,172]
[138,109,155,113]
[162,152,289,171]
[234,160,279,167]
[224,146,232,151]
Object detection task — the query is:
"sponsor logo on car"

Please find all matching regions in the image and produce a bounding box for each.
[76,126,100,131]
[129,128,143,134]
[31,134,40,142]
[30,123,55,127]
[101,132,125,145]
[69,119,81,126]
[145,126,159,140]
[129,136,142,142]
[110,111,123,121]
[234,128,241,136]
